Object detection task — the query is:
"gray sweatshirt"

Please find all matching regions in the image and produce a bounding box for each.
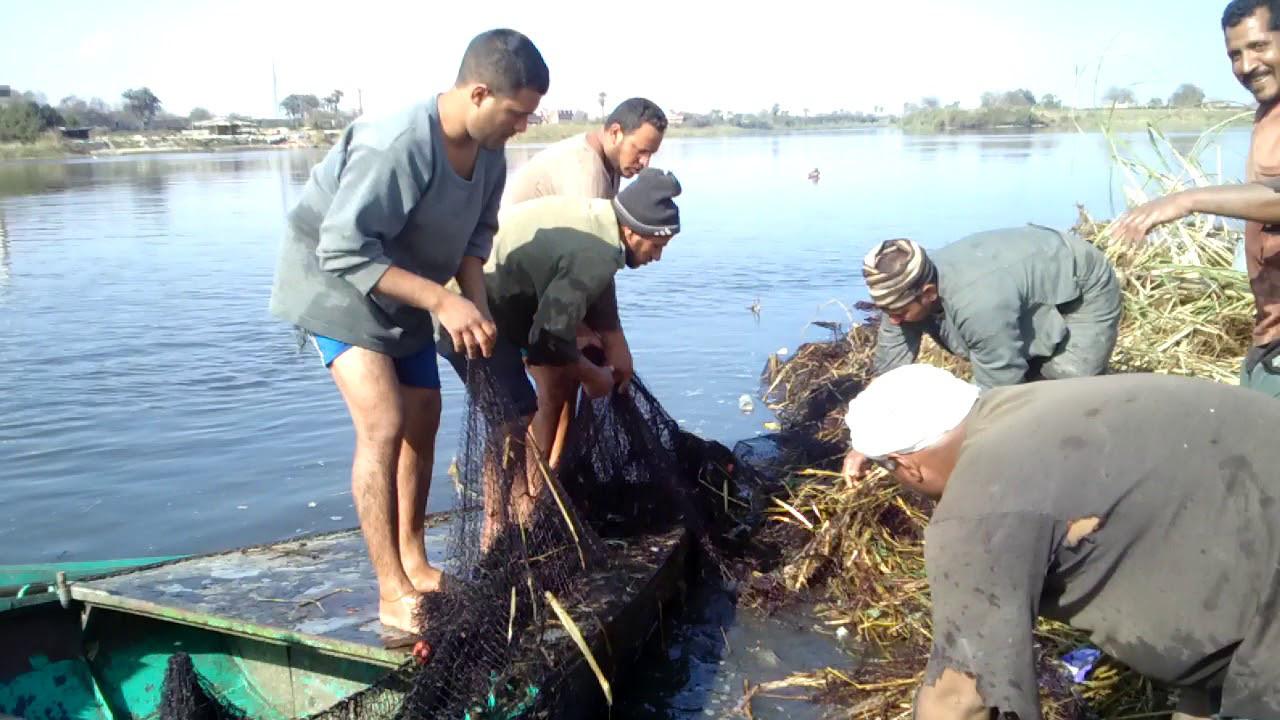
[269,97,506,356]
[871,225,1115,388]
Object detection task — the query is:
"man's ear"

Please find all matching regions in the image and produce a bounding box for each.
[468,84,491,107]
[887,454,921,484]
[919,283,940,305]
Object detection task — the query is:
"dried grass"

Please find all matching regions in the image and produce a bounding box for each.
[748,122,1252,718]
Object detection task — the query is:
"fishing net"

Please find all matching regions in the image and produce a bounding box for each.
[160,357,772,719]
[159,652,246,720]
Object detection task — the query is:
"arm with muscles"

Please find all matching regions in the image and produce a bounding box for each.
[526,257,617,399]
[915,514,1056,720]
[1112,181,1280,243]
[452,256,497,357]
[447,161,506,357]
[583,280,633,392]
[316,138,493,355]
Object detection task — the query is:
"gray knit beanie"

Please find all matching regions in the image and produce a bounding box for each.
[613,168,681,237]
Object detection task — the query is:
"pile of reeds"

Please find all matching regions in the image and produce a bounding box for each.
[746,120,1254,718]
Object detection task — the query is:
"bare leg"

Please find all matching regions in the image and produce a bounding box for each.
[549,390,577,469]
[329,347,420,633]
[480,417,531,551]
[526,364,579,520]
[396,386,444,594]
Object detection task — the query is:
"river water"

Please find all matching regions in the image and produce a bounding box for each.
[0,126,1251,716]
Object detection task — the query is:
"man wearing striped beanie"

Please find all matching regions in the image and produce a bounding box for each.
[861,225,1121,391]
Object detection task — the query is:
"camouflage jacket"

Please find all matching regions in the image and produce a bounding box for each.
[476,196,626,365]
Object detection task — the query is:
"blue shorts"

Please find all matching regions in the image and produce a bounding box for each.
[311,334,441,389]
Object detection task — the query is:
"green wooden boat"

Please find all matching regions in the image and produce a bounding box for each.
[0,517,690,719]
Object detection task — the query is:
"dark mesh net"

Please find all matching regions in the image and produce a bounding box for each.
[558,367,771,559]
[159,359,771,718]
[160,652,246,720]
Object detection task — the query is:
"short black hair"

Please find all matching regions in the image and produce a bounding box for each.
[1223,0,1280,30]
[604,98,668,134]
[456,29,550,97]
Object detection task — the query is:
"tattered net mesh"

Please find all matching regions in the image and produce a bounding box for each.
[161,359,771,718]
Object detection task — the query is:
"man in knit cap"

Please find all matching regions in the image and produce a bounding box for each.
[501,97,668,460]
[439,168,683,539]
[843,364,1280,720]
[862,225,1121,390]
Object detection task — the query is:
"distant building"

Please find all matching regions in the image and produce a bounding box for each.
[550,109,588,124]
[59,127,92,140]
[1202,100,1247,110]
[191,117,259,136]
[0,85,10,98]
[667,112,686,126]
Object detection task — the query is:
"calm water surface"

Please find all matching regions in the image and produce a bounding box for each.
[0,128,1249,564]
[0,127,1249,717]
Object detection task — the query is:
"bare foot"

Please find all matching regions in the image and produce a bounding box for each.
[378,592,422,634]
[404,562,445,594]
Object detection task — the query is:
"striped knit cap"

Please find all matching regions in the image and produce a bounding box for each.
[862,239,936,311]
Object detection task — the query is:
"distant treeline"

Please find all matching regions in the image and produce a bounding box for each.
[679,105,882,130]
[0,85,353,144]
[900,85,1243,132]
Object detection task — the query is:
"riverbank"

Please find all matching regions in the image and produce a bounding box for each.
[511,119,886,144]
[2,109,1255,161]
[0,129,328,161]
[901,105,1252,133]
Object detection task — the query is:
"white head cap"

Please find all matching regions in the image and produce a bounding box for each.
[845,364,979,460]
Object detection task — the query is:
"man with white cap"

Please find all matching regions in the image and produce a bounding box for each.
[844,364,1280,720]
[862,225,1121,390]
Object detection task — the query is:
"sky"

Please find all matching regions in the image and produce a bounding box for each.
[1,0,1260,119]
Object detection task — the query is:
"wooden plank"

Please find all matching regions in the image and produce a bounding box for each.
[69,525,449,667]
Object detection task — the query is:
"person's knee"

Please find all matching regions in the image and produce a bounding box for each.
[349,396,406,450]
[534,366,577,407]
[1040,352,1108,380]
[402,387,442,438]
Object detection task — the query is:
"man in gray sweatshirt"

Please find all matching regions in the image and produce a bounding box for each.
[269,29,548,634]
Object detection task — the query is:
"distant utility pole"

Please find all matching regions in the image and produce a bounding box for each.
[271,60,279,118]
[357,89,364,116]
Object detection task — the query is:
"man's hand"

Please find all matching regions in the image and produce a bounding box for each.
[842,450,870,483]
[600,330,634,393]
[435,293,496,359]
[1110,193,1192,245]
[579,361,615,399]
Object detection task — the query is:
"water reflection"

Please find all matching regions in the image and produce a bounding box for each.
[130,165,169,219]
[0,151,327,200]
[0,129,1257,567]
[0,209,9,296]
